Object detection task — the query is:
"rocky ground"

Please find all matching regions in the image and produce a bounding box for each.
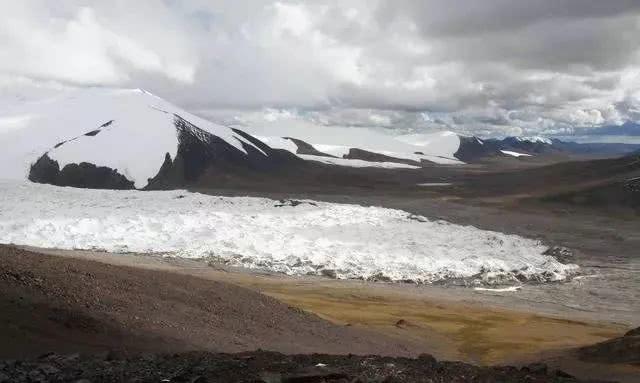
[0,350,586,383]
[1,246,639,382]
[0,246,427,360]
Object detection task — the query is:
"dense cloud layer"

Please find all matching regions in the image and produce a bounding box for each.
[1,0,639,137]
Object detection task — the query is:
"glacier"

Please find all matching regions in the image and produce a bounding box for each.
[0,181,578,285]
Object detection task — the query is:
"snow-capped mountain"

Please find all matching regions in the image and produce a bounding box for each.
[3,88,637,191]
[454,135,640,161]
[0,88,474,190]
[0,88,305,189]
[253,128,465,166]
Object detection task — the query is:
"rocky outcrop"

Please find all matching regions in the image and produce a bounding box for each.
[454,136,502,162]
[29,155,135,190]
[145,115,303,189]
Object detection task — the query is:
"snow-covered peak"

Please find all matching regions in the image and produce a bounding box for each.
[0,87,262,187]
[515,136,552,145]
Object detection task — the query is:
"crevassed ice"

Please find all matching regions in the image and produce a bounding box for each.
[0,181,578,285]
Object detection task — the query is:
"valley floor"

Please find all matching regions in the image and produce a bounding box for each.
[6,245,638,382]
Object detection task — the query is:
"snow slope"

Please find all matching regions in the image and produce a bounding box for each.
[0,180,577,285]
[500,150,532,157]
[0,88,263,188]
[298,154,419,169]
[243,123,464,165]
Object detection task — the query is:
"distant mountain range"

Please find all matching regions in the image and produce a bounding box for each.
[454,135,640,162]
[1,87,639,190]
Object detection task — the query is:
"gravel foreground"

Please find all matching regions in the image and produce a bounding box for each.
[0,350,585,383]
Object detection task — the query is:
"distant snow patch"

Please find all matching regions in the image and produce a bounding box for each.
[298,154,419,169]
[501,150,532,158]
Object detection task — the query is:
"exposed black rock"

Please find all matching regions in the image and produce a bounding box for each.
[146,115,304,189]
[28,154,60,185]
[274,199,318,207]
[29,154,134,190]
[82,120,114,137]
[454,136,502,162]
[343,148,420,166]
[51,120,115,151]
[99,120,114,128]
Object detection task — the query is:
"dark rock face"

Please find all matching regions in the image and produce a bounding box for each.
[343,148,420,166]
[28,154,60,185]
[454,136,502,162]
[28,155,135,190]
[146,115,303,189]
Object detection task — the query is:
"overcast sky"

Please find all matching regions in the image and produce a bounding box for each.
[1,0,639,138]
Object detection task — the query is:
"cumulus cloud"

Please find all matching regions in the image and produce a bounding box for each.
[0,2,197,85]
[0,0,639,137]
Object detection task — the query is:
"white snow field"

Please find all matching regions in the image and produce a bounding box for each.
[297,154,419,169]
[0,88,267,188]
[501,150,533,157]
[0,181,577,285]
